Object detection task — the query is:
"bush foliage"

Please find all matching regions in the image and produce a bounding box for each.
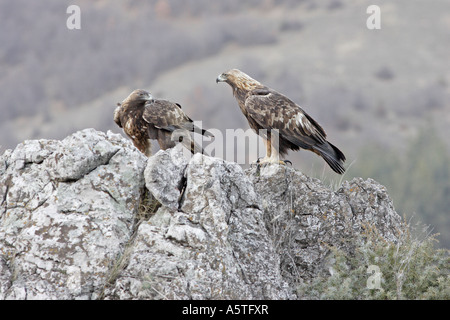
[297,220,450,300]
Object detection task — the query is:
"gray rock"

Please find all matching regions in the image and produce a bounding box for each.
[337,177,403,243]
[0,129,146,299]
[44,130,121,182]
[247,164,402,288]
[1,129,403,300]
[144,144,189,212]
[106,153,291,299]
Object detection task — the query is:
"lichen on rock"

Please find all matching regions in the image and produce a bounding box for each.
[0,129,404,300]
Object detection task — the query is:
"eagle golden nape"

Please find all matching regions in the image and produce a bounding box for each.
[216,69,346,174]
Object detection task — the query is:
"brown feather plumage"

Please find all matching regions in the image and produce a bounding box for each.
[114,89,212,157]
[217,69,346,174]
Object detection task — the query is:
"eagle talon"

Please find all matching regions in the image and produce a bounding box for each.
[282,160,293,166]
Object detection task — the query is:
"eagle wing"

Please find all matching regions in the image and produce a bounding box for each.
[244,88,327,147]
[142,100,191,132]
[143,100,213,137]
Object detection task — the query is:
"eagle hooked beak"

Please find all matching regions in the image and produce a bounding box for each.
[216,73,227,83]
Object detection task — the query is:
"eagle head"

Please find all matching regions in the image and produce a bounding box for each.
[124,89,153,103]
[216,69,261,91]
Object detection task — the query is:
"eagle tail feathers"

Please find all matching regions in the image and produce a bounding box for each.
[314,142,346,174]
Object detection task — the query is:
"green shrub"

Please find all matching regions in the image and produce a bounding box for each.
[297,220,450,300]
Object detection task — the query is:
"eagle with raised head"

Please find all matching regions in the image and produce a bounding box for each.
[216,69,346,174]
[114,89,212,156]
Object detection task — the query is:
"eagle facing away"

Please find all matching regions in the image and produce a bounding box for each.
[216,69,346,174]
[114,89,212,157]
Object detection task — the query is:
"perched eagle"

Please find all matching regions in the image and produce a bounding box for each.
[216,69,346,174]
[114,89,212,156]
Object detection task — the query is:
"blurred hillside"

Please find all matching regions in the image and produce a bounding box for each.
[0,0,449,246]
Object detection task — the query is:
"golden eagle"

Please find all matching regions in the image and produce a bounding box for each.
[114,89,212,156]
[216,69,346,174]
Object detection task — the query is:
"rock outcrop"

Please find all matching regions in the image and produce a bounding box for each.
[0,129,146,299]
[247,165,402,288]
[0,129,403,299]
